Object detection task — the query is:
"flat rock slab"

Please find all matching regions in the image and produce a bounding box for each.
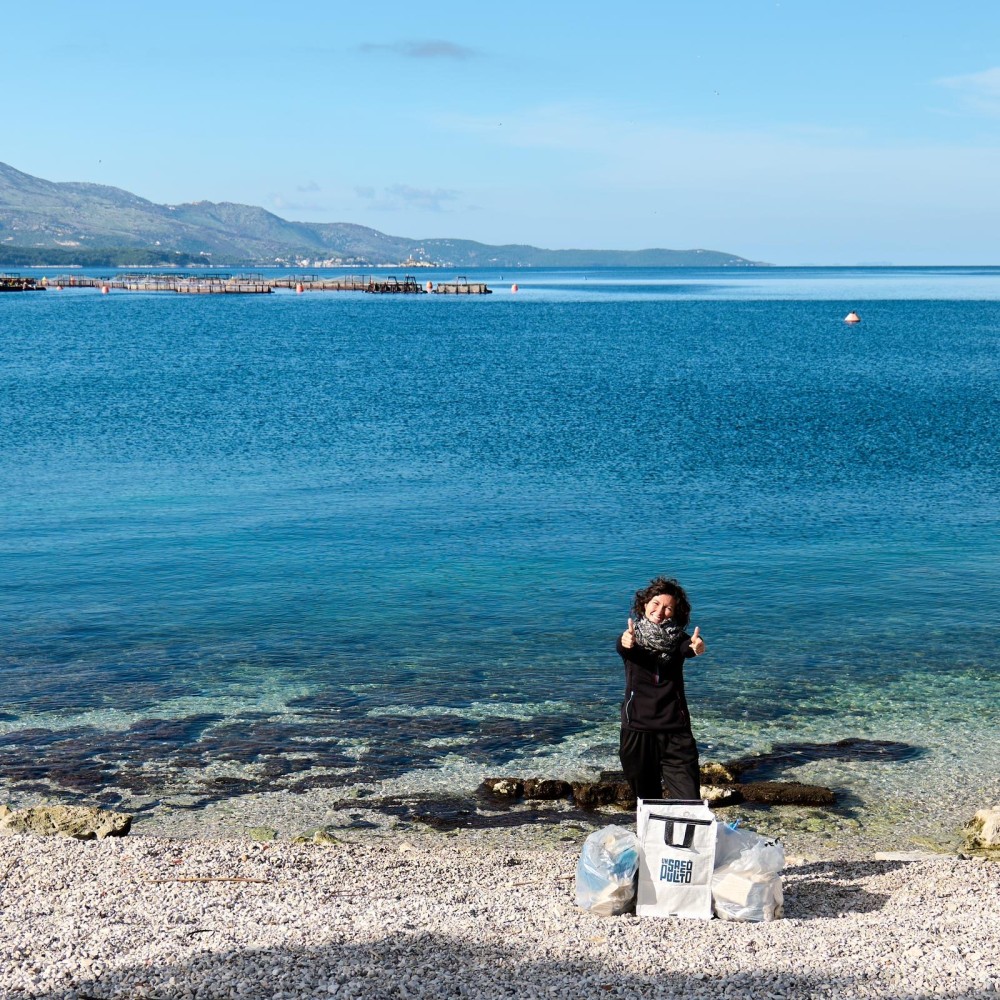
[740,781,837,806]
[482,771,833,810]
[0,804,132,840]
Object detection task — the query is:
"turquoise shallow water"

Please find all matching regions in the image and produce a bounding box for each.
[1,267,998,833]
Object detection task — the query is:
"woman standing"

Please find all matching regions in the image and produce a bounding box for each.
[617,576,706,801]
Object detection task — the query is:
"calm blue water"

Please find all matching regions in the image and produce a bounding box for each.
[1,267,998,822]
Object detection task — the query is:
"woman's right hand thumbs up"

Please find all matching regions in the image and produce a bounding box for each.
[621,617,635,649]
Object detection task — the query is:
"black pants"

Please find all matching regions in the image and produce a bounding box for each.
[619,727,701,801]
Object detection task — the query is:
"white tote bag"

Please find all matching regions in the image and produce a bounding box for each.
[636,798,717,920]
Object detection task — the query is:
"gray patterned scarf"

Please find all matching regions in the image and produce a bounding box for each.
[632,616,684,657]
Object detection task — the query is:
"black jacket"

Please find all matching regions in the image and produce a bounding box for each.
[618,633,696,733]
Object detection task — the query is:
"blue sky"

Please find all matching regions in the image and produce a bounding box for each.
[5,1,1000,264]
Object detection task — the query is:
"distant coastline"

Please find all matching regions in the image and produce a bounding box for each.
[1,160,765,270]
[0,244,768,271]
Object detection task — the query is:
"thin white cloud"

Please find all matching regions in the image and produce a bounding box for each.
[935,66,1000,115]
[436,103,864,156]
[358,39,477,60]
[357,184,460,212]
[269,193,329,214]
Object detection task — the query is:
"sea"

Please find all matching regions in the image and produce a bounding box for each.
[1,265,998,845]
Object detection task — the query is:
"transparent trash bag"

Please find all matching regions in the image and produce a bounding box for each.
[712,823,785,922]
[575,825,640,916]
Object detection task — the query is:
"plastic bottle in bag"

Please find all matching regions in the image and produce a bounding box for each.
[575,825,640,916]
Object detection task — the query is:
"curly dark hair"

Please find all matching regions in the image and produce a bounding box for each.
[631,577,691,629]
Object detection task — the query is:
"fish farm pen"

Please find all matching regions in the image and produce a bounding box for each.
[25,274,493,295]
[0,274,46,291]
[432,277,492,294]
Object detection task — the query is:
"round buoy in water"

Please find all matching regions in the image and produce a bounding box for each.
[844,311,860,324]
[101,285,109,294]
[511,283,519,293]
[425,280,433,292]
[296,283,304,294]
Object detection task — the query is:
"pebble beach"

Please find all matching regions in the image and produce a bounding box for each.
[2,806,999,1000]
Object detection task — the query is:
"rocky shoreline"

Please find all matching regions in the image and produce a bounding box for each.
[480,761,838,812]
[5,739,997,864]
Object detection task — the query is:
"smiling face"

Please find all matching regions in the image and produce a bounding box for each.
[632,577,691,630]
[643,594,677,625]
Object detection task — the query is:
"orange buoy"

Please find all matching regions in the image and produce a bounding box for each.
[101,284,109,294]
[511,283,518,293]
[296,283,304,294]
[844,311,860,324]
[425,280,433,292]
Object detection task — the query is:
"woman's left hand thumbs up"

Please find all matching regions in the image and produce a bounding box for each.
[690,626,706,656]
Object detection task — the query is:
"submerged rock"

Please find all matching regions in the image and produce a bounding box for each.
[739,781,836,806]
[246,826,278,842]
[0,804,132,840]
[724,739,925,782]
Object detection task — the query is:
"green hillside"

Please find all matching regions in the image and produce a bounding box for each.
[0,161,763,268]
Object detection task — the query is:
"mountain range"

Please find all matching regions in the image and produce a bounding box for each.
[0,161,761,268]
